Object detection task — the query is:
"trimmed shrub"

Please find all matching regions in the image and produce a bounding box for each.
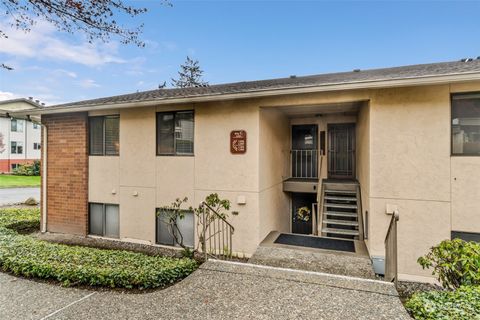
[0,208,198,289]
[405,286,480,320]
[418,239,480,289]
[13,160,40,176]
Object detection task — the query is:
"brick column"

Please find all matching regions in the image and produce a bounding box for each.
[42,112,88,235]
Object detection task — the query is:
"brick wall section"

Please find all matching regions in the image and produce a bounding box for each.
[42,113,88,235]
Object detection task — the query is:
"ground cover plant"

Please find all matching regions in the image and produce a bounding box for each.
[0,208,197,289]
[405,239,480,319]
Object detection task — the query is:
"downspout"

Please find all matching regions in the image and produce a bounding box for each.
[41,124,47,233]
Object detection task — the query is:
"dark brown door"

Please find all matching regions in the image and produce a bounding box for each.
[328,123,355,179]
[291,193,316,235]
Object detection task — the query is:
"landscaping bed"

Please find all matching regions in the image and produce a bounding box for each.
[0,208,198,289]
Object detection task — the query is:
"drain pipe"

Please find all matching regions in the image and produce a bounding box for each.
[41,124,47,233]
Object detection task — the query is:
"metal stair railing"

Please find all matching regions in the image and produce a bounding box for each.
[198,201,235,260]
[356,184,365,241]
[290,149,319,178]
[385,210,400,288]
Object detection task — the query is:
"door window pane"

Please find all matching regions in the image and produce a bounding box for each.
[89,203,104,236]
[105,205,119,238]
[452,94,480,155]
[89,117,104,155]
[105,116,119,155]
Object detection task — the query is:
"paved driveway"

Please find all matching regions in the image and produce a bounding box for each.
[0,187,40,206]
[0,260,410,320]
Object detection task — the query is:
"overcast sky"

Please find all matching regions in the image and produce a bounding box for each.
[1,1,480,105]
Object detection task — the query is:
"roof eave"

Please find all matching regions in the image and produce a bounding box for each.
[10,72,480,117]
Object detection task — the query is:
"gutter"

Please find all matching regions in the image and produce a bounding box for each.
[10,71,480,117]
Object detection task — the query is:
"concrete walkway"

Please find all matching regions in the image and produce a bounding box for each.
[0,260,410,320]
[0,187,40,206]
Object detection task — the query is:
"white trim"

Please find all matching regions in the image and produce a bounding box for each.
[41,125,47,233]
[207,259,393,285]
[11,72,480,117]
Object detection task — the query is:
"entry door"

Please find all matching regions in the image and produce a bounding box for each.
[328,124,355,179]
[291,193,316,235]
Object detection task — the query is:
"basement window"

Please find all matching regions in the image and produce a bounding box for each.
[452,93,480,155]
[155,209,194,248]
[89,203,119,238]
[89,115,119,156]
[156,111,194,156]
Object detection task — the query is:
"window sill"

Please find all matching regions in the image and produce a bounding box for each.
[156,154,194,157]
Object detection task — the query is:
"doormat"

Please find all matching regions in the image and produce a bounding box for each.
[274,233,355,253]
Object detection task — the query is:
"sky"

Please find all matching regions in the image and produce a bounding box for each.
[1,1,480,106]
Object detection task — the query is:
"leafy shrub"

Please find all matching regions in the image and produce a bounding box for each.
[13,160,40,176]
[0,208,198,289]
[418,239,480,289]
[405,285,480,320]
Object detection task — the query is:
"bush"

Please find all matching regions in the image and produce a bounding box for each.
[0,208,198,289]
[13,160,40,176]
[405,286,480,320]
[418,239,480,289]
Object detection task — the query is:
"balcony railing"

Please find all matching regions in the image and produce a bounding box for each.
[291,149,318,179]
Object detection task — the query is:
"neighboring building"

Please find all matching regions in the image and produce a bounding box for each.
[0,99,42,173]
[12,59,480,282]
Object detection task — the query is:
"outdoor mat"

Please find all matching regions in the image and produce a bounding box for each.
[274,233,355,252]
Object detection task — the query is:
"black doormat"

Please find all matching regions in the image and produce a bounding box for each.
[274,233,355,253]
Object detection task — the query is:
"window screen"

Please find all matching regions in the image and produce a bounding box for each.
[452,93,480,155]
[157,111,194,155]
[105,116,120,155]
[89,116,119,156]
[89,117,104,155]
[89,203,104,236]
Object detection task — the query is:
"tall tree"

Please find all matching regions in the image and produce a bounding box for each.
[1,0,167,70]
[171,56,208,88]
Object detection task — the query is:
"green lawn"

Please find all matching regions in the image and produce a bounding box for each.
[0,175,41,188]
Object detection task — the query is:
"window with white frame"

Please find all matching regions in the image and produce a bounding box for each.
[33,142,41,150]
[33,123,39,129]
[11,141,23,154]
[11,119,24,132]
[156,111,194,155]
[89,203,119,238]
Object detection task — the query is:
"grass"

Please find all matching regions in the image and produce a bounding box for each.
[0,208,198,289]
[0,175,41,188]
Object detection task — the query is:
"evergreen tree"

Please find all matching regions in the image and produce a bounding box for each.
[171,56,208,88]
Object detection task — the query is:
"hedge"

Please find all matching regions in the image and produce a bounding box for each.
[0,208,198,289]
[405,286,480,320]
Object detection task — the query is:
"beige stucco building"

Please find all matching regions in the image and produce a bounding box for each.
[13,59,480,282]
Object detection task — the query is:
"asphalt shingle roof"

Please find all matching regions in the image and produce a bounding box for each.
[53,59,480,108]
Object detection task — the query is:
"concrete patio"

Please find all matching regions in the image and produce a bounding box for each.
[0,259,410,320]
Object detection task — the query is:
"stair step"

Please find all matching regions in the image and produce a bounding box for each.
[322,219,359,226]
[325,189,357,195]
[322,228,360,236]
[324,211,358,218]
[323,203,358,209]
[324,196,357,201]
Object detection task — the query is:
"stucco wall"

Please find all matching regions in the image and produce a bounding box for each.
[356,102,370,241]
[259,108,290,241]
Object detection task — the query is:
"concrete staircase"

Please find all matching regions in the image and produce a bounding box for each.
[320,181,363,240]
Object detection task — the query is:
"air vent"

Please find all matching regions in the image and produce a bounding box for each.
[353,69,361,72]
[290,75,297,79]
